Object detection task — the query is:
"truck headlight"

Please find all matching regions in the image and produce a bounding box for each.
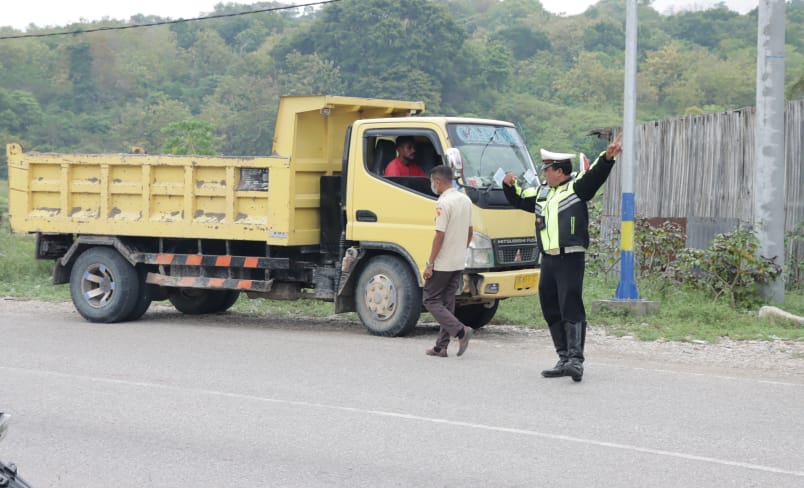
[466,232,494,268]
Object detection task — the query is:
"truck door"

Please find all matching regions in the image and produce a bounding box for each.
[346,126,444,263]
[342,125,446,337]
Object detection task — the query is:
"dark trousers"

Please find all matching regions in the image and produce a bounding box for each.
[539,252,586,325]
[540,253,587,363]
[423,270,464,349]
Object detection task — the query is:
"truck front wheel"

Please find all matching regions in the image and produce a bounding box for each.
[355,255,421,337]
[455,300,499,329]
[69,247,141,323]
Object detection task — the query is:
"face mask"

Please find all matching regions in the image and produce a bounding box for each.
[431,182,440,195]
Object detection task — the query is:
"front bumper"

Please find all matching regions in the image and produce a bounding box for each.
[463,269,540,298]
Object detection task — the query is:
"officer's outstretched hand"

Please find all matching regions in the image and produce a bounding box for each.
[502,172,516,187]
[606,132,623,160]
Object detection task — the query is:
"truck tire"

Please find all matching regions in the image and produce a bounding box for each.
[168,289,239,315]
[355,255,421,337]
[123,267,154,321]
[69,247,141,323]
[455,300,499,329]
[217,290,241,312]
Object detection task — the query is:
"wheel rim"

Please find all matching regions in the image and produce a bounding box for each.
[81,264,116,309]
[363,273,397,321]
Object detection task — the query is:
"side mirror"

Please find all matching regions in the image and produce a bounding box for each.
[445,148,463,180]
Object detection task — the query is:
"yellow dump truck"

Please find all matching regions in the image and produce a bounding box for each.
[7,95,540,336]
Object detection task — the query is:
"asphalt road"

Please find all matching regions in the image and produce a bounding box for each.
[1,299,803,487]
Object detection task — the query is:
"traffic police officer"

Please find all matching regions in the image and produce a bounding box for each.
[503,134,622,382]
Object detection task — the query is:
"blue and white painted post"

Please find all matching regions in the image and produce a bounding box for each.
[615,0,639,300]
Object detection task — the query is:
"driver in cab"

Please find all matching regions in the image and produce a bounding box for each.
[384,136,426,177]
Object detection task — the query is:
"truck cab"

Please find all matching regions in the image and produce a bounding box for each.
[326,104,540,336]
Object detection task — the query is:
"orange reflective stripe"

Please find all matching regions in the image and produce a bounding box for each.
[156,254,174,265]
[244,257,258,268]
[186,255,202,265]
[216,256,232,267]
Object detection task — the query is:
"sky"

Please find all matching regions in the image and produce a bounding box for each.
[2,0,760,31]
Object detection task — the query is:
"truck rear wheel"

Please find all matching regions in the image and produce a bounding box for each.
[168,289,239,315]
[455,300,499,329]
[124,267,154,321]
[355,255,421,337]
[69,247,141,323]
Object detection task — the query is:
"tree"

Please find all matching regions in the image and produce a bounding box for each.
[0,88,43,133]
[788,73,804,100]
[117,99,194,152]
[664,7,752,50]
[278,51,345,96]
[639,41,690,113]
[491,24,551,60]
[162,119,218,155]
[582,21,625,55]
[509,51,566,103]
[87,27,187,103]
[201,75,280,156]
[554,51,623,108]
[353,68,443,112]
[67,41,98,112]
[272,0,467,99]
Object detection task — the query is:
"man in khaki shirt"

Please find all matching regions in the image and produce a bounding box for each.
[423,165,474,357]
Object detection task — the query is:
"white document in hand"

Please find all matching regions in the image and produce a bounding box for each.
[493,168,506,188]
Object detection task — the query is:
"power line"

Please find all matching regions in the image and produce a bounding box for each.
[0,0,340,40]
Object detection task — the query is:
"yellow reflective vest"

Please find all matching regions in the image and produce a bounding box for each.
[503,151,616,253]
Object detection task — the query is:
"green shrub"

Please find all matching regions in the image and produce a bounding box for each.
[668,227,782,310]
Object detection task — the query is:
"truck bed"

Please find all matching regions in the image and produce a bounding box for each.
[6,144,322,245]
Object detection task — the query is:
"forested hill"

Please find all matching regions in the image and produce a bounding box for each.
[0,0,802,175]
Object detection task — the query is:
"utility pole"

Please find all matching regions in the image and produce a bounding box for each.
[754,0,786,303]
[594,0,658,316]
[615,0,639,300]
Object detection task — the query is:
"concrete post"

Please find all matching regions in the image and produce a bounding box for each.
[754,0,786,303]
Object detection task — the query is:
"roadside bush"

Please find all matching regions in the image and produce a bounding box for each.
[635,218,685,277]
[667,227,782,310]
[587,197,686,279]
[586,198,619,276]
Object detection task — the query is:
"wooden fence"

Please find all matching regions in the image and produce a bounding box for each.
[597,99,803,258]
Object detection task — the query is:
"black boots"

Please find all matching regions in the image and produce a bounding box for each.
[562,321,586,382]
[542,321,587,381]
[541,322,568,378]
[541,358,567,377]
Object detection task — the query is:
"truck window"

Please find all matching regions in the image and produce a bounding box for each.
[364,133,441,197]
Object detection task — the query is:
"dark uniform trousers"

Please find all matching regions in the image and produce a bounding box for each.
[539,252,586,363]
[423,270,464,350]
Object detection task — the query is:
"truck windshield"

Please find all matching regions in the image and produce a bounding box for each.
[447,123,538,190]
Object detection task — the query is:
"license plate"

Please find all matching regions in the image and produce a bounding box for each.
[514,273,537,289]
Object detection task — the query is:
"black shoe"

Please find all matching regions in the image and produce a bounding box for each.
[563,360,583,382]
[541,359,567,378]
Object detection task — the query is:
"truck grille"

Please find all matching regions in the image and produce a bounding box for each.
[493,237,538,265]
